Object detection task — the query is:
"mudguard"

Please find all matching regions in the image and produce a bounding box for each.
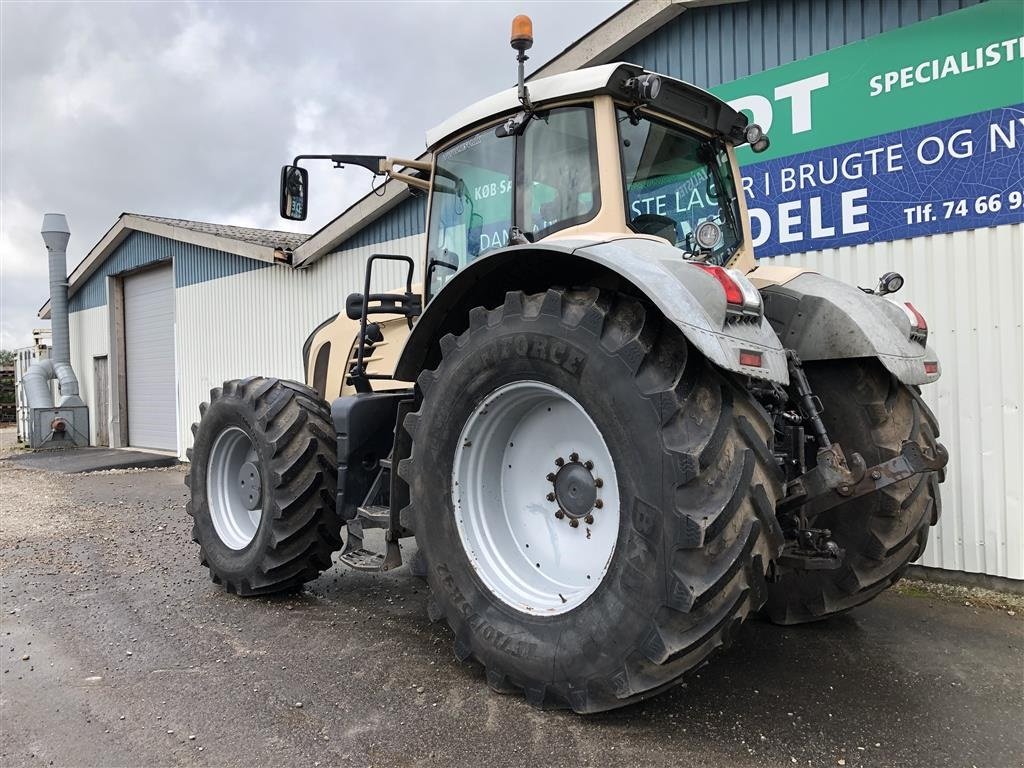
[394,236,789,385]
[759,272,941,386]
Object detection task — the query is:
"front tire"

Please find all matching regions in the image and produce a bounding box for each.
[185,377,341,595]
[400,289,784,712]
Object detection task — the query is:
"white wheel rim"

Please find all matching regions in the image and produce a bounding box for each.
[207,426,263,550]
[452,380,620,616]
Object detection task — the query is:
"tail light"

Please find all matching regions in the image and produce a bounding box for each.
[693,264,762,320]
[900,301,928,343]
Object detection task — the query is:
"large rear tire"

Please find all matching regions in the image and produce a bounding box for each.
[185,377,341,595]
[400,289,784,712]
[764,360,943,624]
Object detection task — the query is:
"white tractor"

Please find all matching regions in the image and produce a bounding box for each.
[186,17,946,712]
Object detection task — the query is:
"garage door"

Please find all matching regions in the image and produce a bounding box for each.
[124,265,177,451]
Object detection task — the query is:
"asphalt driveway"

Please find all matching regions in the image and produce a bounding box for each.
[1,452,1021,768]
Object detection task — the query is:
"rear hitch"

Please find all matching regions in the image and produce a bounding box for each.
[776,528,846,573]
[782,439,949,520]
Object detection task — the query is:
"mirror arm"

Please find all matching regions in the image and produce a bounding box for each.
[387,171,431,192]
[384,156,432,173]
[291,154,387,174]
[380,157,432,192]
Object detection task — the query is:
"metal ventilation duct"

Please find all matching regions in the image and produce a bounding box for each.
[22,213,89,449]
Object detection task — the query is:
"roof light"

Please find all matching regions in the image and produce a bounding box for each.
[510,15,533,51]
[746,124,771,153]
[624,73,662,103]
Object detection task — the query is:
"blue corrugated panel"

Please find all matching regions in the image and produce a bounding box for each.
[174,238,270,288]
[620,0,986,89]
[334,193,427,254]
[68,230,270,313]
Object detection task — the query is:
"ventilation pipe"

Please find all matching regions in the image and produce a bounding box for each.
[22,213,88,448]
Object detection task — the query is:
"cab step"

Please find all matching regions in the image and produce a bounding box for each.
[339,543,402,572]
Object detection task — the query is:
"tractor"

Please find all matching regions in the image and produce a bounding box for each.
[186,17,947,712]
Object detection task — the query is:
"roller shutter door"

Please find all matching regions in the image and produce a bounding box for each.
[124,265,177,451]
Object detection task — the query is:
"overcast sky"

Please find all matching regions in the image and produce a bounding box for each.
[0,0,623,350]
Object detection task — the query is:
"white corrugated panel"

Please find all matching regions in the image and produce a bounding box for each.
[174,233,424,459]
[175,225,1022,579]
[764,223,1023,579]
[124,265,177,452]
[69,305,110,446]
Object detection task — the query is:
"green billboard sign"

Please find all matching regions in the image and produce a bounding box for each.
[712,0,1024,161]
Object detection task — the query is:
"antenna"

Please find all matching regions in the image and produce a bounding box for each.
[510,15,534,111]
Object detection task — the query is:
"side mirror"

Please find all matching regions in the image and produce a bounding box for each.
[279,165,308,221]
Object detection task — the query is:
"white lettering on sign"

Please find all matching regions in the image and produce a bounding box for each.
[868,35,1024,96]
[727,72,830,138]
[774,72,830,134]
[747,188,871,246]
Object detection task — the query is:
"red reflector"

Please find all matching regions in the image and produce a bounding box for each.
[739,350,763,368]
[924,361,939,374]
[905,302,927,331]
[694,264,744,306]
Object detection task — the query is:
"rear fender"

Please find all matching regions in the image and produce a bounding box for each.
[760,272,941,386]
[394,237,789,384]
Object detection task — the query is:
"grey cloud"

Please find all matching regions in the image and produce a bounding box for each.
[0,0,622,349]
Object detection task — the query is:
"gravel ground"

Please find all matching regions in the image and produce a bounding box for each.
[1,430,1021,768]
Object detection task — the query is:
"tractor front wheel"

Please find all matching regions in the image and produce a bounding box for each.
[186,377,341,595]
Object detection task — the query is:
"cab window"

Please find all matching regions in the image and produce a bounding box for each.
[426,130,514,297]
[426,105,599,298]
[521,107,599,239]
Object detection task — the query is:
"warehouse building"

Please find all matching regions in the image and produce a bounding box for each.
[46,0,1021,582]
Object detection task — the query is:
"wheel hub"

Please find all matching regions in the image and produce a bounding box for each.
[207,426,263,550]
[552,461,597,519]
[452,380,620,615]
[238,461,262,510]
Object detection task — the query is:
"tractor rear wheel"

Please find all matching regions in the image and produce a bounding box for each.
[764,360,943,624]
[186,377,341,595]
[400,288,784,712]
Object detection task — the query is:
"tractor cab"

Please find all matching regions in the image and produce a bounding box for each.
[422,59,769,299]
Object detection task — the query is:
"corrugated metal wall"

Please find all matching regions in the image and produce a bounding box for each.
[621,0,986,88]
[174,233,425,457]
[69,230,272,311]
[68,305,109,447]
[766,224,1023,579]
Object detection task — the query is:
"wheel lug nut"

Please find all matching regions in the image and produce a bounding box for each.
[594,499,604,509]
[595,478,603,488]
[546,492,556,502]
[555,457,564,467]
[569,518,579,528]
[554,510,565,519]
[584,460,593,470]
[569,452,579,463]
[546,473,556,482]
[584,514,594,524]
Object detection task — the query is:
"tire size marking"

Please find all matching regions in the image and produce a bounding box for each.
[435,564,537,659]
[477,334,588,380]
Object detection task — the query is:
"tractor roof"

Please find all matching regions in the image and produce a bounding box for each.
[425,62,748,150]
